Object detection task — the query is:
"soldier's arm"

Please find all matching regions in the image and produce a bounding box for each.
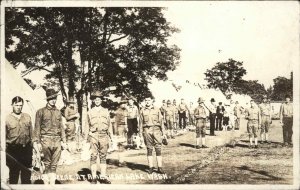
[107,112,113,139]
[136,107,140,125]
[139,110,144,135]
[33,110,42,143]
[28,116,33,144]
[159,110,165,135]
[59,114,67,143]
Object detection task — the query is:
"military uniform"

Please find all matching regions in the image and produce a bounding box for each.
[6,113,33,184]
[194,105,207,138]
[115,107,128,137]
[34,104,66,174]
[164,106,175,130]
[259,103,271,134]
[279,102,293,144]
[140,106,163,152]
[245,106,261,138]
[85,106,111,165]
[64,106,78,141]
[127,104,139,144]
[234,104,243,130]
[178,102,188,129]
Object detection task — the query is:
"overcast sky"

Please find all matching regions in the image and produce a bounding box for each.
[161,1,298,88]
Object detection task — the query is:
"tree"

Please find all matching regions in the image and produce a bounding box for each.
[204,58,247,94]
[271,74,293,101]
[6,7,181,114]
[233,80,267,102]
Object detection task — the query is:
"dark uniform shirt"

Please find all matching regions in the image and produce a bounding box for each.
[6,113,32,145]
[33,104,66,143]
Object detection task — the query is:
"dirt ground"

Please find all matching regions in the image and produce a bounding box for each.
[31,119,293,185]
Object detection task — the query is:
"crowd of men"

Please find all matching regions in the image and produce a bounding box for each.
[5,88,293,185]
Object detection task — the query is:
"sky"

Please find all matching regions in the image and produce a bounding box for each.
[10,1,299,90]
[160,1,298,88]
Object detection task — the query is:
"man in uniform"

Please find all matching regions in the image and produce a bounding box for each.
[245,100,261,148]
[233,101,243,130]
[259,95,272,144]
[33,89,67,185]
[216,102,225,131]
[178,98,189,130]
[194,97,208,149]
[140,95,166,174]
[279,95,293,147]
[172,99,179,133]
[127,97,139,148]
[207,98,217,136]
[64,97,80,152]
[84,90,112,184]
[164,100,176,139]
[6,96,33,184]
[114,97,128,166]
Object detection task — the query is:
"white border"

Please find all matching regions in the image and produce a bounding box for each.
[1,1,299,190]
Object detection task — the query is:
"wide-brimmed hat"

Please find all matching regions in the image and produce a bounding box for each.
[46,89,58,100]
[210,98,215,102]
[198,97,204,103]
[167,100,171,104]
[90,90,102,99]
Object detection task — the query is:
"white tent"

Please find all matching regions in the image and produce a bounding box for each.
[3,60,64,125]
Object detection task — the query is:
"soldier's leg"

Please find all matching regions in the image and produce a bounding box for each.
[253,124,258,146]
[48,140,62,185]
[6,145,21,184]
[247,123,253,146]
[40,138,53,184]
[201,121,207,147]
[99,136,110,183]
[20,143,33,184]
[153,128,163,173]
[195,122,201,147]
[143,128,154,171]
[282,118,288,144]
[89,136,99,182]
[287,118,293,144]
[127,119,133,146]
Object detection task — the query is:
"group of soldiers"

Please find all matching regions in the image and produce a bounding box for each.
[5,88,293,185]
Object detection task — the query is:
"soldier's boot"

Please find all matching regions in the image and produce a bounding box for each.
[49,173,56,185]
[91,164,98,184]
[42,174,50,185]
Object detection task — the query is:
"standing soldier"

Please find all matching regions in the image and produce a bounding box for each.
[172,99,179,133]
[114,97,128,166]
[84,90,112,184]
[245,100,261,148]
[140,95,166,174]
[164,100,176,139]
[194,97,208,149]
[6,96,33,184]
[259,95,272,144]
[178,98,189,130]
[279,95,293,147]
[233,101,243,130]
[64,97,80,152]
[207,98,217,136]
[33,89,67,185]
[188,102,195,127]
[127,97,139,148]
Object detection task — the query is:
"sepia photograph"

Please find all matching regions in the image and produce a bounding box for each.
[1,1,299,189]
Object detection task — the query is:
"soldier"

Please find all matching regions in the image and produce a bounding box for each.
[172,99,179,133]
[164,100,176,139]
[233,101,243,130]
[33,89,67,185]
[140,95,166,174]
[114,97,128,166]
[64,97,80,152]
[207,98,217,136]
[259,95,272,144]
[279,95,293,147]
[194,97,208,149]
[127,97,139,148]
[84,90,112,184]
[178,98,189,130]
[6,96,33,184]
[245,100,261,148]
[188,101,195,127]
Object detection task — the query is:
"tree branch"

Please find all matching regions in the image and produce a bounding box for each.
[107,34,128,44]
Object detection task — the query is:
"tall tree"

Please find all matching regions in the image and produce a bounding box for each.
[6,7,181,112]
[271,74,293,101]
[204,58,247,94]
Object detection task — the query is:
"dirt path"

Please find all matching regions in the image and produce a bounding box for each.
[32,119,293,185]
